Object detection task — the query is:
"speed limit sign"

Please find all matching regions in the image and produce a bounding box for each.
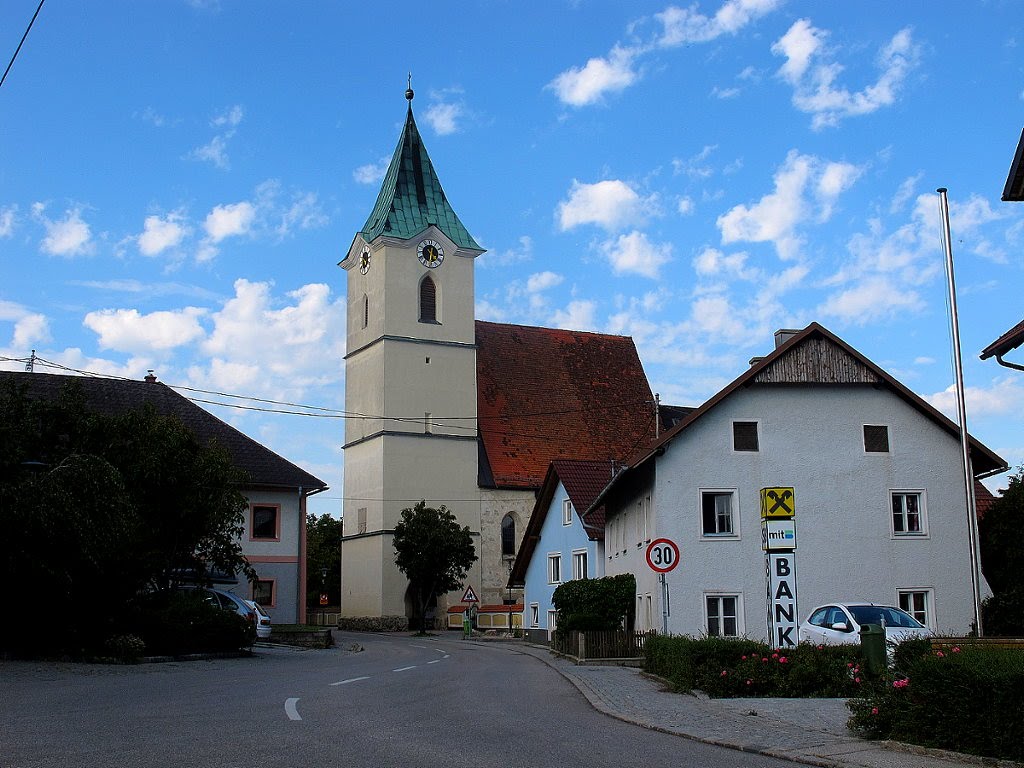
[646,538,680,573]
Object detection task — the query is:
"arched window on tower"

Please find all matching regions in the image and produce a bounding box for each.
[419,275,437,323]
[361,294,368,329]
[501,513,516,557]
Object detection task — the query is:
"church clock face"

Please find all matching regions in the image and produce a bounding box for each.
[358,248,371,275]
[417,238,444,268]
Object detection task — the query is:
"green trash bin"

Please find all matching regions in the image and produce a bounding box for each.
[859,623,886,676]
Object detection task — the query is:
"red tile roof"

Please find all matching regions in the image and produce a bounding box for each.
[980,318,1024,361]
[475,321,656,489]
[975,481,996,521]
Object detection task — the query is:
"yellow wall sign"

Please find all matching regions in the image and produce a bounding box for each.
[760,487,795,518]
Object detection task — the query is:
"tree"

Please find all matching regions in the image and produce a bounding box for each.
[306,513,342,608]
[392,501,476,633]
[979,466,1024,635]
[552,574,636,634]
[0,378,253,653]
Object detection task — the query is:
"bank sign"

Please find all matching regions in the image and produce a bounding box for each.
[761,519,796,550]
[767,552,798,648]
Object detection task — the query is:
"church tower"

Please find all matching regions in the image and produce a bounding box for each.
[338,87,485,621]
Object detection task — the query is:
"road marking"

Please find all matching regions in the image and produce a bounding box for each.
[433,649,446,655]
[284,698,301,721]
[411,644,428,649]
[330,676,370,686]
[392,666,416,672]
[427,659,441,664]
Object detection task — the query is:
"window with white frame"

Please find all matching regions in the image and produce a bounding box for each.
[643,494,651,542]
[547,553,561,584]
[897,589,932,628]
[891,491,926,535]
[705,594,741,637]
[701,490,737,537]
[562,498,573,526]
[636,596,644,630]
[530,603,539,628]
[635,500,643,546]
[645,595,653,631]
[547,609,558,634]
[572,549,588,580]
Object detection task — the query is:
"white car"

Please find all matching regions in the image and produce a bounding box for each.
[245,599,273,640]
[798,602,933,646]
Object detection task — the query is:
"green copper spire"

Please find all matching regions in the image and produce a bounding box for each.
[360,89,482,251]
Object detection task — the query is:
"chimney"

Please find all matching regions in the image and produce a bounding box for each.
[144,370,157,383]
[749,356,765,367]
[774,329,800,349]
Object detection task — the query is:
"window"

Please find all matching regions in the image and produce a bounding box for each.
[547,609,558,637]
[642,494,651,542]
[733,420,759,452]
[547,553,561,584]
[572,550,588,580]
[706,594,740,637]
[562,498,573,526]
[864,424,890,453]
[501,514,516,557]
[424,412,432,434]
[419,275,437,323]
[701,490,736,537]
[357,507,367,534]
[253,579,275,607]
[892,491,926,535]
[898,590,932,627]
[361,294,368,329]
[251,504,280,541]
[530,603,539,627]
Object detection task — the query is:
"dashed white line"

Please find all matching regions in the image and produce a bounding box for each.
[411,644,428,649]
[393,665,416,672]
[330,676,370,686]
[284,698,301,721]
[427,659,441,664]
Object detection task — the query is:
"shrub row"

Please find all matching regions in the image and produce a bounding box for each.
[848,644,1024,762]
[644,635,865,698]
[129,591,255,657]
[336,615,409,632]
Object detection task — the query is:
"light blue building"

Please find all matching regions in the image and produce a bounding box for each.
[509,459,613,644]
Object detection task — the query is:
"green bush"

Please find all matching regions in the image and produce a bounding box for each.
[848,646,1024,761]
[645,635,865,697]
[981,586,1024,636]
[552,574,635,635]
[130,592,255,656]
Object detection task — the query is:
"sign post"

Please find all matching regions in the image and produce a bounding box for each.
[761,487,797,649]
[646,538,680,635]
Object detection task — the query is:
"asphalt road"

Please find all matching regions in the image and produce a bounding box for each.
[0,632,797,768]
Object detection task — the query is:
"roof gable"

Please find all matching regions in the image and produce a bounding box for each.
[0,372,327,492]
[476,321,656,489]
[508,459,611,587]
[598,323,1005,509]
[360,103,481,251]
[980,318,1024,361]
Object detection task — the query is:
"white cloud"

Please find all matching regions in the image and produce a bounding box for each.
[924,377,1024,420]
[353,157,390,185]
[526,271,563,292]
[600,231,672,279]
[425,102,463,135]
[33,204,94,257]
[890,173,923,214]
[717,150,862,259]
[548,45,638,107]
[254,180,328,238]
[655,0,781,46]
[190,105,244,169]
[677,196,694,215]
[772,20,920,129]
[83,307,207,353]
[693,247,758,280]
[550,299,598,331]
[817,275,923,324]
[673,145,717,179]
[0,300,51,349]
[137,212,190,256]
[196,279,347,396]
[712,85,741,99]
[914,356,935,365]
[557,179,655,232]
[204,201,255,243]
[0,205,15,237]
[211,104,244,128]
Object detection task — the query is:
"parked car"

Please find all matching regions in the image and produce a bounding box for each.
[177,586,257,629]
[799,602,933,646]
[244,599,273,640]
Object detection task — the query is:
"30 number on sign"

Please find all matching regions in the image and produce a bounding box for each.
[646,538,680,573]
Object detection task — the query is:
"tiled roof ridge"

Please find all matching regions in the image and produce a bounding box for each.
[475,318,632,341]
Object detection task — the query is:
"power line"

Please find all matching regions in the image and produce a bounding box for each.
[1,0,45,90]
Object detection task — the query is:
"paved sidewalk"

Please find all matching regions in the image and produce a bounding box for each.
[507,643,1011,768]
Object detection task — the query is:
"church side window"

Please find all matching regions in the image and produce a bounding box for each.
[501,513,516,557]
[419,276,437,323]
[361,294,368,329]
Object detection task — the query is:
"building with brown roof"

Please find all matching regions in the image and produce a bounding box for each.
[337,92,660,625]
[0,370,327,624]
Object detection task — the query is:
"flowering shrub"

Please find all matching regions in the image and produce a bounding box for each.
[848,645,1024,762]
[644,635,863,698]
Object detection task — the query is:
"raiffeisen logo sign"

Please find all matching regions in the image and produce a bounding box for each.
[761,519,797,551]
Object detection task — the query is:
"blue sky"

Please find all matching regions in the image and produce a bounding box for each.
[2,1,1023,516]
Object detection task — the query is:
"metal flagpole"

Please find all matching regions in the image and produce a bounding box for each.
[936,187,984,637]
